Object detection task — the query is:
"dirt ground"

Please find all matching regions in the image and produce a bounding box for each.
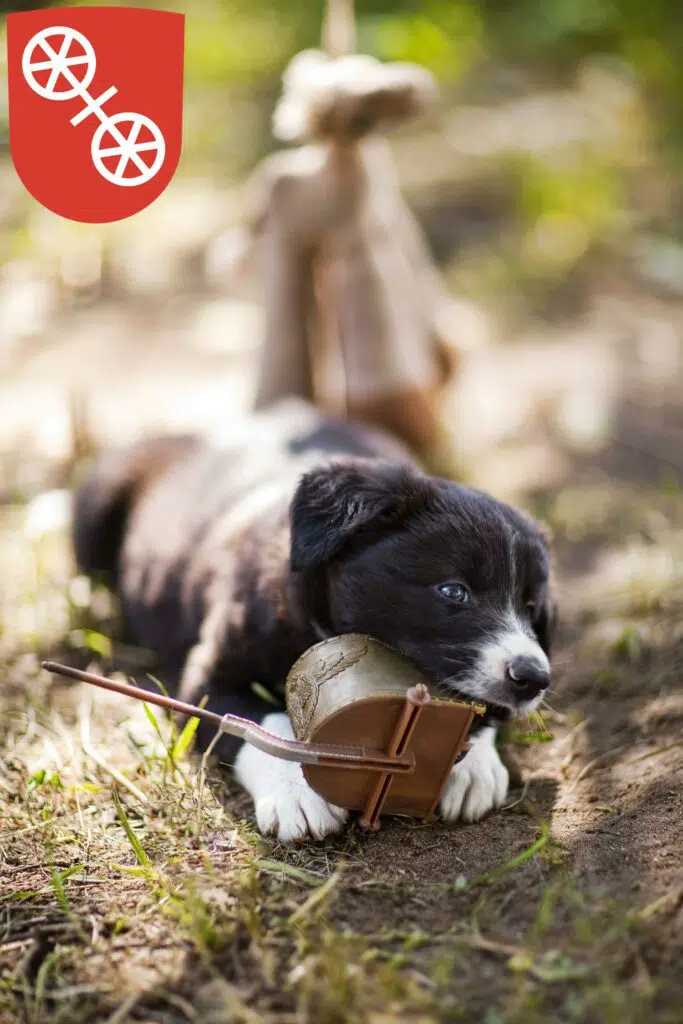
[1,274,683,1023]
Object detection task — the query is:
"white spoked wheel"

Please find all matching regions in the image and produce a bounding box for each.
[91,112,166,187]
[22,26,96,100]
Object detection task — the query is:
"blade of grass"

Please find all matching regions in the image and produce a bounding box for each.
[171,713,200,761]
[147,674,170,698]
[289,871,340,925]
[50,868,72,917]
[109,864,152,878]
[50,865,88,942]
[54,863,85,885]
[83,743,148,805]
[0,889,40,903]
[624,740,683,765]
[467,826,550,889]
[104,991,141,1024]
[250,681,282,707]
[142,700,185,777]
[33,949,62,1017]
[146,674,178,746]
[143,702,166,744]
[508,730,554,745]
[255,859,325,886]
[113,791,150,868]
[171,694,208,761]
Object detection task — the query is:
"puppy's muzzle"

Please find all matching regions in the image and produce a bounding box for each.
[506,655,549,701]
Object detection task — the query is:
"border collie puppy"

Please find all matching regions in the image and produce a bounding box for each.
[73,400,556,842]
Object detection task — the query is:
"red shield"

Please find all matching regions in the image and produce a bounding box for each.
[7,7,184,224]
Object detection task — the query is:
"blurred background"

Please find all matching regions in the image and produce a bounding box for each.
[3,8,683,1015]
[1,0,682,505]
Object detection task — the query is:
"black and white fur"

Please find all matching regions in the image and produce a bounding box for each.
[73,399,556,842]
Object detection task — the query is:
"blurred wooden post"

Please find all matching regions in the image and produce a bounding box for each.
[249,0,459,455]
[253,223,315,408]
[321,0,355,58]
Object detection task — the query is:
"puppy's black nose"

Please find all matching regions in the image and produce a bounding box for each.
[507,656,549,700]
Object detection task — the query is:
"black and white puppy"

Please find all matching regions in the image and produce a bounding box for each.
[73,400,556,841]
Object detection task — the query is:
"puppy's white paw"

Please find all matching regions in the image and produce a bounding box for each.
[253,767,348,843]
[234,713,348,843]
[440,726,509,823]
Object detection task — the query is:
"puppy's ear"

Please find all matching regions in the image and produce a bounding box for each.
[533,592,558,657]
[290,460,430,571]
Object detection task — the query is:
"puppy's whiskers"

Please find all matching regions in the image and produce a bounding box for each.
[436,674,471,699]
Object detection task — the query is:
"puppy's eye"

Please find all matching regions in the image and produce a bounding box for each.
[526,600,536,615]
[436,582,470,603]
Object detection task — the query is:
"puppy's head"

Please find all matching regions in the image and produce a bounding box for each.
[290,460,556,716]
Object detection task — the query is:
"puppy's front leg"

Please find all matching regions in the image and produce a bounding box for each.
[234,713,348,843]
[440,726,509,823]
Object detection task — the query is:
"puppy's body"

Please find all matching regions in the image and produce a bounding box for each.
[74,400,555,840]
[75,401,412,734]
